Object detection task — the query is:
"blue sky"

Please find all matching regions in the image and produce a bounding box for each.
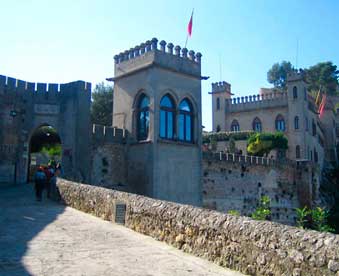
[1,0,338,130]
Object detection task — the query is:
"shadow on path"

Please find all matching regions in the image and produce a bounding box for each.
[0,183,65,276]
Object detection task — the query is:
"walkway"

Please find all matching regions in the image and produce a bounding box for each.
[0,183,245,276]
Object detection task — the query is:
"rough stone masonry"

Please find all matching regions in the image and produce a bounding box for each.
[56,178,339,276]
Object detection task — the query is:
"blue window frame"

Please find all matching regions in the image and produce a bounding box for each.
[160,95,175,139]
[179,99,193,142]
[137,94,150,141]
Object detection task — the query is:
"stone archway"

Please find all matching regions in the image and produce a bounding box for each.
[27,124,62,182]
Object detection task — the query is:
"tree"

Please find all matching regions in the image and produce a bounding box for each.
[90,82,113,126]
[267,61,294,90]
[305,62,339,95]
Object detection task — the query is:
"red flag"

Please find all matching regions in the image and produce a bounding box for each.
[318,94,326,118]
[187,11,193,37]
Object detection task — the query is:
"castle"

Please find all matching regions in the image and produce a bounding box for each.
[210,72,339,166]
[0,38,202,206]
[1,38,338,225]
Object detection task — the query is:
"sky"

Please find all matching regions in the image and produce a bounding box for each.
[1,0,338,130]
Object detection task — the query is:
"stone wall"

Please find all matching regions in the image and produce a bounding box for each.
[55,178,339,276]
[202,153,314,225]
[91,144,128,190]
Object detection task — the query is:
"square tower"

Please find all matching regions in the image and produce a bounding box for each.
[108,38,203,206]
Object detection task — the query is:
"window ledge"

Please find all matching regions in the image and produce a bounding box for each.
[157,138,198,147]
[130,140,153,146]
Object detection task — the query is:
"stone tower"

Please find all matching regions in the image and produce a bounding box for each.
[209,81,233,132]
[286,70,310,160]
[109,38,203,206]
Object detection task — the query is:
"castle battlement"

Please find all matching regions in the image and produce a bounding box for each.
[0,75,91,98]
[226,91,288,112]
[211,81,231,94]
[111,38,202,80]
[92,124,126,144]
[287,69,305,82]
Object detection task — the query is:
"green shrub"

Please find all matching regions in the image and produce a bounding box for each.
[228,210,240,216]
[251,195,271,220]
[295,206,311,229]
[247,132,288,157]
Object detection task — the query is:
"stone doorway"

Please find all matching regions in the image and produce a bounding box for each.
[27,125,62,182]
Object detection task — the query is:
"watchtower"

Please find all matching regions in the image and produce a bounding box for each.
[209,81,233,131]
[108,38,203,206]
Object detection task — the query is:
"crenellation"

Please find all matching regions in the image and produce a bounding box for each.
[174,45,181,56]
[7,77,16,89]
[151,37,158,50]
[226,91,288,112]
[211,81,231,94]
[37,83,47,93]
[159,40,166,52]
[167,42,174,54]
[0,75,91,98]
[112,38,202,79]
[181,47,188,58]
[92,124,125,144]
[287,69,305,82]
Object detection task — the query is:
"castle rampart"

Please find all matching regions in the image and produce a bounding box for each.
[92,124,126,144]
[111,38,202,80]
[226,92,288,112]
[0,74,91,98]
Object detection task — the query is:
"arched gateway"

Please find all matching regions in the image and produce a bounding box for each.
[0,75,91,184]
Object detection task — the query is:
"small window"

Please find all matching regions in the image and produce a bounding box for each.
[294,116,299,130]
[275,115,285,131]
[137,94,150,141]
[314,148,318,163]
[312,119,316,136]
[160,95,175,140]
[216,125,221,132]
[216,97,220,110]
[296,145,301,159]
[304,87,307,100]
[179,99,194,142]
[231,120,240,132]
[252,117,262,132]
[305,117,309,131]
[293,86,298,99]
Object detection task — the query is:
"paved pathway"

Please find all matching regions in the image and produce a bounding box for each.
[0,183,245,276]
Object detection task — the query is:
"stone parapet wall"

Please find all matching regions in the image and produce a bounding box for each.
[56,178,339,276]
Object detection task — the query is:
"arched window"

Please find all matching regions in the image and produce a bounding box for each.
[293,86,298,99]
[252,117,262,132]
[304,87,307,100]
[294,116,299,130]
[230,120,240,132]
[216,97,220,110]
[137,94,150,141]
[296,145,301,159]
[160,95,175,139]
[179,99,193,142]
[275,115,285,131]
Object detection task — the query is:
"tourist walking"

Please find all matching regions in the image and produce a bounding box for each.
[34,166,46,201]
[44,165,55,198]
